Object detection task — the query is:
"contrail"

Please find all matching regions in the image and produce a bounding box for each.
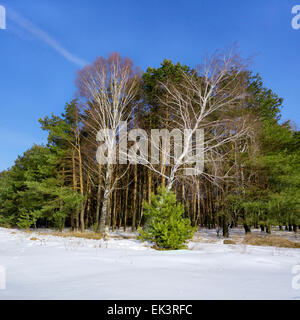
[7,7,88,67]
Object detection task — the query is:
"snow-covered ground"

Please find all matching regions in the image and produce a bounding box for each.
[0,227,300,300]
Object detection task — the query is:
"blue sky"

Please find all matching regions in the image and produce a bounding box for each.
[0,0,299,171]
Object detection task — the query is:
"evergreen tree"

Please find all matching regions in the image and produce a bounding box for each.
[139,187,196,249]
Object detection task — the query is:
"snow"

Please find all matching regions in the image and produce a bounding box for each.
[0,227,300,300]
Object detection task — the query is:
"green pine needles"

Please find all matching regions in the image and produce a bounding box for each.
[138,187,196,250]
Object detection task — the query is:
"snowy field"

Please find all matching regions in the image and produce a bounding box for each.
[0,227,300,300]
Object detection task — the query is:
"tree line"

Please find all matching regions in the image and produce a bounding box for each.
[0,51,299,237]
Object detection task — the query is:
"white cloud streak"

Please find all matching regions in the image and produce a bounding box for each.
[7,7,87,67]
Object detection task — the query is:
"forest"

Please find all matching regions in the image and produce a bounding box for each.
[0,51,299,243]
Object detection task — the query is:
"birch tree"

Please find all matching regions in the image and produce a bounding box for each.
[76,53,140,233]
[130,50,252,192]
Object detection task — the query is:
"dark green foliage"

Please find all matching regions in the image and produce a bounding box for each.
[142,59,192,105]
[138,187,196,250]
[0,143,83,230]
[141,59,192,128]
[222,119,300,234]
[246,73,283,122]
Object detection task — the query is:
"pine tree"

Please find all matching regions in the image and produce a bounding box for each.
[139,187,196,249]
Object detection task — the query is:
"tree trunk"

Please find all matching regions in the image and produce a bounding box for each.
[132,164,137,231]
[148,168,152,203]
[78,147,85,232]
[98,164,113,234]
[112,190,117,232]
[124,170,129,231]
[98,190,110,234]
[85,175,91,228]
[71,150,78,231]
[243,224,251,234]
[95,164,102,230]
[222,216,229,238]
[192,191,197,227]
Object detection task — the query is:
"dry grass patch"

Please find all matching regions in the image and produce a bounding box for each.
[27,230,137,241]
[30,237,39,241]
[223,240,236,245]
[111,234,137,240]
[243,234,300,248]
[192,236,218,244]
[34,229,139,241]
[47,232,104,240]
